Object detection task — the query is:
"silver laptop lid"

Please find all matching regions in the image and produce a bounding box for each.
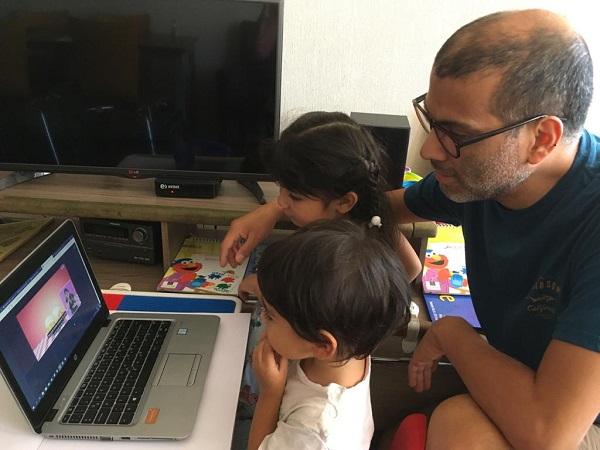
[0,219,109,433]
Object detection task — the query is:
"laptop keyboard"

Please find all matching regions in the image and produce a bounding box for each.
[61,319,171,426]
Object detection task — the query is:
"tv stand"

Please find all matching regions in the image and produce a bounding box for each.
[0,173,436,285]
[237,180,266,205]
[0,171,51,191]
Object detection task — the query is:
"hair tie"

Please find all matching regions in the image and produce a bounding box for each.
[369,215,382,228]
[368,161,379,177]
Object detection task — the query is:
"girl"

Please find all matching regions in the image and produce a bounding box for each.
[225,111,422,280]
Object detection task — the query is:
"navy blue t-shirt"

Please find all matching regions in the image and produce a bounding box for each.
[405,130,600,374]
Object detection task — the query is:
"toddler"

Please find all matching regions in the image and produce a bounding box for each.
[248,219,410,450]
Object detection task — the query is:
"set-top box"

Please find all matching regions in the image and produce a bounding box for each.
[79,218,162,265]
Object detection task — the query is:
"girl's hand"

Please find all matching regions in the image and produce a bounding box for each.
[219,202,283,267]
[408,325,445,393]
[252,335,288,398]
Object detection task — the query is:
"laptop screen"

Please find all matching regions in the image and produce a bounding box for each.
[0,234,103,411]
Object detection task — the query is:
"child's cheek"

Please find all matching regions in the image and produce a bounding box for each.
[264,331,281,354]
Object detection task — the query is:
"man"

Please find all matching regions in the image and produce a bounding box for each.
[398,9,600,450]
[220,9,600,449]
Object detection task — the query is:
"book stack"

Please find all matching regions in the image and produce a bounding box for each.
[422,223,480,328]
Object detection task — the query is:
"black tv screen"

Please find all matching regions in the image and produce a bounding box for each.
[0,0,281,181]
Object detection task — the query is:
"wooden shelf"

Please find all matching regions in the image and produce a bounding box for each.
[0,172,437,292]
[0,173,278,225]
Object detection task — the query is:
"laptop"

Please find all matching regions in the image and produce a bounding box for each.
[0,219,220,440]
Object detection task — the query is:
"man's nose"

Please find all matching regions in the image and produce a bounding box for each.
[420,131,449,162]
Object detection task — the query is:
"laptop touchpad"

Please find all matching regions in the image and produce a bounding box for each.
[157,353,202,386]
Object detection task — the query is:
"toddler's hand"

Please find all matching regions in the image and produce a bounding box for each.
[252,335,288,398]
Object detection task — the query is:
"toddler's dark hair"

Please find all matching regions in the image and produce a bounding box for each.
[266,111,398,247]
[257,219,411,360]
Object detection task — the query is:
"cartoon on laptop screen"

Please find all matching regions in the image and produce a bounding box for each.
[0,219,220,440]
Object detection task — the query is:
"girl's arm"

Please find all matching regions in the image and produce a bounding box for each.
[396,231,422,282]
[387,188,427,224]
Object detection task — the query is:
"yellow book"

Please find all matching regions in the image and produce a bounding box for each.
[422,223,469,295]
[157,236,249,295]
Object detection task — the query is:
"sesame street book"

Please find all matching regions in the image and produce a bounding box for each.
[422,223,470,296]
[422,223,480,327]
[157,236,248,295]
[424,293,481,328]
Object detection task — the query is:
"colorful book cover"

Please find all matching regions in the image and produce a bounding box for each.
[422,223,470,295]
[424,293,481,328]
[157,236,248,295]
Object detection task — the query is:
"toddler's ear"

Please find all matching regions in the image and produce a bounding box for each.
[313,330,338,360]
[335,191,358,215]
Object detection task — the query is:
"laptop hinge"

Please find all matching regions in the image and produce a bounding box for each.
[102,317,112,327]
[45,408,59,423]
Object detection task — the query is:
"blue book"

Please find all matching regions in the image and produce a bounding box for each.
[102,290,241,313]
[424,293,481,328]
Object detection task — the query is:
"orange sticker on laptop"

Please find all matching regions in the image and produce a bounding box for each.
[145,408,160,424]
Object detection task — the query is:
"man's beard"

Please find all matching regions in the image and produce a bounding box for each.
[437,135,534,203]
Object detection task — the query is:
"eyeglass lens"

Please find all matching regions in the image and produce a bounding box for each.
[415,104,458,156]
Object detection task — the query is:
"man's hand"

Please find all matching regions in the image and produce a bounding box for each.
[252,335,288,398]
[219,201,283,267]
[408,322,445,393]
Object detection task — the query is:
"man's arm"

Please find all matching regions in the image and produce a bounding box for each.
[386,188,428,224]
[413,317,600,450]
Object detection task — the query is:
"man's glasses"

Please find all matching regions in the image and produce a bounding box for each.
[412,93,559,158]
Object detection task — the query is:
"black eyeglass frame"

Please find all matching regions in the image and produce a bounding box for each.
[412,93,565,158]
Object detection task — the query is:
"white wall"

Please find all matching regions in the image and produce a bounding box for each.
[280,0,600,176]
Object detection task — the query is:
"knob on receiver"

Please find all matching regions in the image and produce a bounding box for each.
[132,227,148,244]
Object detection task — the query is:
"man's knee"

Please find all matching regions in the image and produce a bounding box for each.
[427,394,510,450]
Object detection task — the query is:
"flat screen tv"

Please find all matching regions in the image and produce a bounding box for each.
[0,0,282,191]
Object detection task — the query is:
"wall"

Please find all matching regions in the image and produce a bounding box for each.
[280,0,600,176]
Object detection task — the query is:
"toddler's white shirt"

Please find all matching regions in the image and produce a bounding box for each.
[259,358,373,450]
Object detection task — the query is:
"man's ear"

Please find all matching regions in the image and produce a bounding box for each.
[312,330,338,361]
[528,116,564,165]
[334,191,358,215]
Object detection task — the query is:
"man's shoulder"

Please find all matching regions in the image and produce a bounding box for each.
[580,129,600,168]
